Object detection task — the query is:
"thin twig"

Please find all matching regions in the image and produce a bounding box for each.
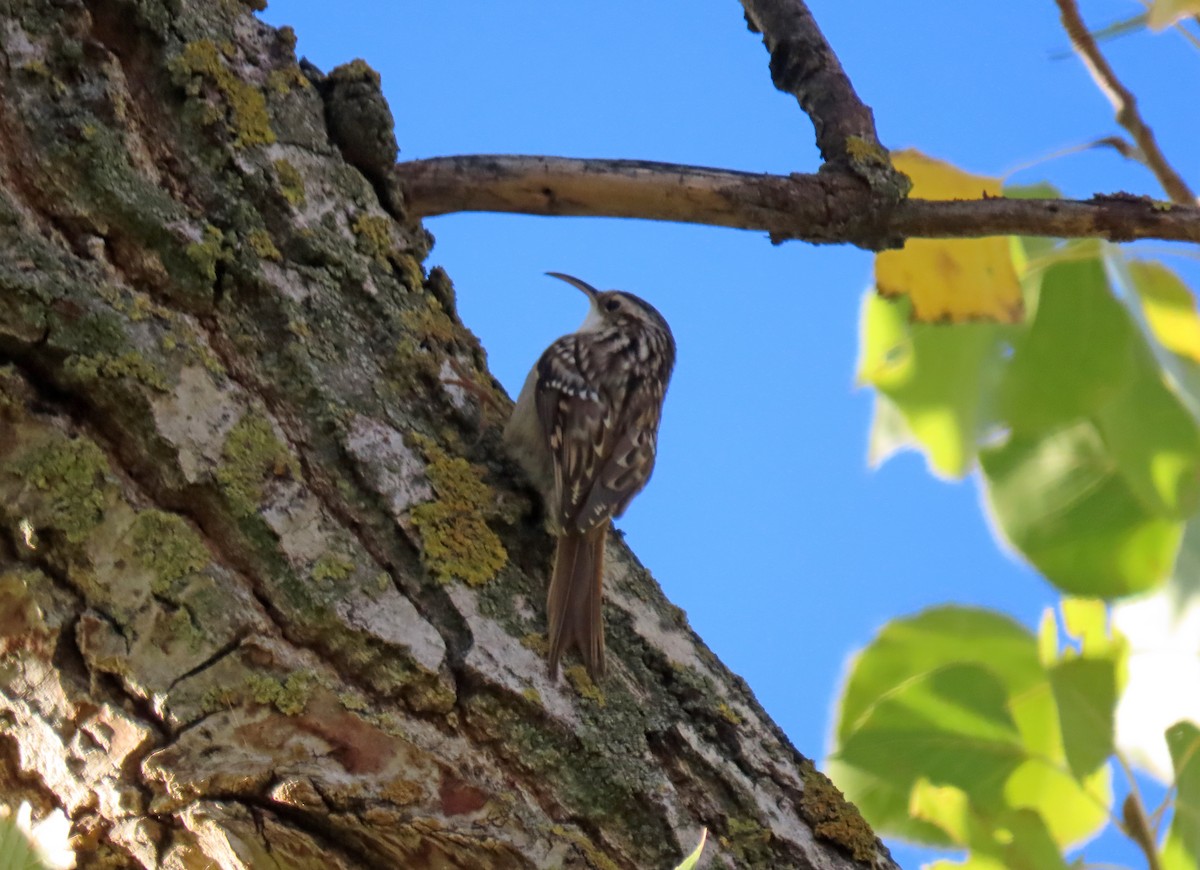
[394,155,1200,249]
[740,0,908,198]
[1055,0,1196,204]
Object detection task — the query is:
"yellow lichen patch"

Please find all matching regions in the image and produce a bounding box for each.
[311,552,354,584]
[875,150,1023,323]
[520,633,549,655]
[186,224,227,281]
[408,437,507,586]
[216,413,299,518]
[130,510,209,595]
[170,40,276,148]
[564,665,605,706]
[352,213,397,265]
[266,65,311,95]
[845,135,890,168]
[244,670,318,715]
[715,701,741,726]
[273,159,306,206]
[246,228,281,261]
[1130,260,1200,362]
[64,350,169,391]
[11,437,112,544]
[798,764,878,864]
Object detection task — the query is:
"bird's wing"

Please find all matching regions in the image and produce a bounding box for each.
[535,336,626,533]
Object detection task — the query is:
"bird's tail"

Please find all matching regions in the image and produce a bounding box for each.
[547,525,608,680]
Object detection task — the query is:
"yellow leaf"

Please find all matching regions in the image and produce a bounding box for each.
[875,150,1024,323]
[1147,0,1200,30]
[1129,260,1200,362]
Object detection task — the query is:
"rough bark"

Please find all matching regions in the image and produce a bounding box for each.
[0,1,890,868]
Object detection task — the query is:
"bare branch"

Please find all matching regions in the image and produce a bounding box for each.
[1055,0,1196,205]
[394,155,1200,249]
[740,0,909,198]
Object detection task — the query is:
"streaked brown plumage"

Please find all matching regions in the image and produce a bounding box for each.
[505,273,675,679]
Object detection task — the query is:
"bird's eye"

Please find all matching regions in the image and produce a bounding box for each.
[604,299,621,312]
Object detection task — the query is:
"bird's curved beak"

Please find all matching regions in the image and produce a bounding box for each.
[546,272,599,301]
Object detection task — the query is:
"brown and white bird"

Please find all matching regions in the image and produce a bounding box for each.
[505,273,675,680]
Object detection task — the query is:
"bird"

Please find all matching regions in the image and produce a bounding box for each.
[504,272,676,680]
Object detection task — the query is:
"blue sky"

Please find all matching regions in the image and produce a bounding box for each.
[262,2,1198,866]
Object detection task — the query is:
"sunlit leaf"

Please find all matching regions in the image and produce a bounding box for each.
[876,150,1023,323]
[1037,607,1058,668]
[1162,721,1200,870]
[1130,260,1200,363]
[1060,598,1111,655]
[911,781,1070,870]
[1048,657,1116,778]
[1002,756,1112,849]
[830,607,1111,848]
[981,421,1183,596]
[835,663,1024,824]
[857,291,1011,477]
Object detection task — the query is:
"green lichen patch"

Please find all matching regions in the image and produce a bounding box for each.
[11,436,112,544]
[244,670,318,715]
[273,159,306,206]
[720,817,774,866]
[169,40,275,148]
[715,701,742,726]
[245,228,281,261]
[564,665,605,706]
[408,438,507,585]
[351,213,397,265]
[311,552,354,584]
[130,510,209,595]
[266,65,310,95]
[64,350,168,391]
[328,58,382,89]
[216,412,299,518]
[186,224,228,282]
[798,761,879,864]
[164,606,207,653]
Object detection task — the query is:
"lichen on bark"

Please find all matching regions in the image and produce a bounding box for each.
[0,0,889,867]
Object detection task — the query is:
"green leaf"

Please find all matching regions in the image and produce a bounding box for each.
[911,781,1070,870]
[1095,349,1200,519]
[836,607,1044,744]
[857,291,1011,478]
[1048,657,1117,778]
[998,253,1136,435]
[981,421,1183,597]
[830,607,1111,847]
[1162,720,1200,870]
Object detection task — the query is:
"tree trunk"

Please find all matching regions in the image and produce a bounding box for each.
[0,1,891,867]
